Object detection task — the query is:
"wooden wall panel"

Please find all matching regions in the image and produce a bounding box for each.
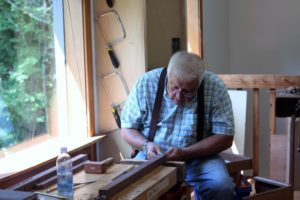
[93,0,146,133]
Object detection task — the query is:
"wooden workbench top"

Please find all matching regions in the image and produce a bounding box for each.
[40,163,177,200]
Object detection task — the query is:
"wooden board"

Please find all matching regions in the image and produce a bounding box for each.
[218,75,300,89]
[110,166,177,200]
[244,176,293,200]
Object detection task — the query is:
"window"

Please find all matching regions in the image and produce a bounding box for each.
[0,0,59,153]
[0,0,96,184]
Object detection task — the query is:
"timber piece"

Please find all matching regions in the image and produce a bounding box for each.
[244,176,293,200]
[99,154,167,199]
[269,89,276,135]
[84,157,114,174]
[161,161,185,182]
[219,152,252,173]
[112,166,177,200]
[289,116,296,187]
[33,161,86,190]
[219,75,300,89]
[253,88,259,176]
[120,159,186,182]
[9,154,88,191]
[218,74,300,177]
[82,0,95,138]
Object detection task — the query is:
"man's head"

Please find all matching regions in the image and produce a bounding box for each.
[167,51,205,105]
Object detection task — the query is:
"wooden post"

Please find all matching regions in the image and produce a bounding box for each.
[289,115,296,187]
[253,88,259,176]
[269,89,276,135]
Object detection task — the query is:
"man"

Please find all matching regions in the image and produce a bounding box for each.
[121,51,235,199]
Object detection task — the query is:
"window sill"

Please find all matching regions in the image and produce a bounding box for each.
[0,135,105,183]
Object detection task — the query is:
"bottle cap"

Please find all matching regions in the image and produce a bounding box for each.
[60,147,67,153]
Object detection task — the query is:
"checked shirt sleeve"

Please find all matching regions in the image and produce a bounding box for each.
[121,77,146,130]
[209,76,235,135]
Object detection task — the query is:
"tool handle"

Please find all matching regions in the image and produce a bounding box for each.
[108,48,119,69]
[112,107,121,128]
[106,0,113,8]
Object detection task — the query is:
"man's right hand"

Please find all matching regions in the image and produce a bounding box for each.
[146,142,163,160]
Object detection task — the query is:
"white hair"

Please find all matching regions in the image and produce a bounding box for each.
[167,51,205,83]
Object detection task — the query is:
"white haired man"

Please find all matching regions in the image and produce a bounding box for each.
[121,51,236,199]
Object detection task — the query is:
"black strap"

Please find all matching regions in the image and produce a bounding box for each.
[149,67,205,142]
[148,67,167,142]
[196,81,205,141]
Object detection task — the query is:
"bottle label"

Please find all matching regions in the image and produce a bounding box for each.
[57,171,73,197]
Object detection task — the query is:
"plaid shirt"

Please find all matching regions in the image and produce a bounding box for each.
[121,67,234,153]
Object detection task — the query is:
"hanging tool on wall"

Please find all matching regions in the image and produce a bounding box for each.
[96,11,129,128]
[95,10,126,69]
[106,0,114,8]
[100,72,128,129]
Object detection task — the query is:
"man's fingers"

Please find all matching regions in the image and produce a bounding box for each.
[156,146,163,155]
[147,151,157,160]
[166,147,174,154]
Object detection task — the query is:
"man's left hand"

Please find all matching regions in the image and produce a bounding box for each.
[146,142,163,160]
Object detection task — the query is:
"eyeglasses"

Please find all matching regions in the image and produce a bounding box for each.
[168,85,197,98]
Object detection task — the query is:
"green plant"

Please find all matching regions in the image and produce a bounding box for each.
[0,0,55,149]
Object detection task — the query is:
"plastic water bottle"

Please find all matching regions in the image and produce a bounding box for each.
[56,147,73,198]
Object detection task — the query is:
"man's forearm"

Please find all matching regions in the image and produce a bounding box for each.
[120,128,147,149]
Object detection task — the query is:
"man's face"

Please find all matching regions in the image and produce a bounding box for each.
[167,74,199,105]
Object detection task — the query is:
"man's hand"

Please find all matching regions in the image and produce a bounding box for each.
[146,142,163,160]
[166,147,186,161]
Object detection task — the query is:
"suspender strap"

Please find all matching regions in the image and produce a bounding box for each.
[196,81,205,141]
[148,67,167,142]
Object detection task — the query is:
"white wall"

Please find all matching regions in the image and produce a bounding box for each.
[203,0,230,73]
[203,0,300,177]
[146,0,185,70]
[229,0,300,74]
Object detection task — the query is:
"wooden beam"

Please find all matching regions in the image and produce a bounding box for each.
[269,89,276,135]
[82,0,95,136]
[119,159,186,182]
[218,74,300,177]
[244,176,293,200]
[253,88,259,176]
[99,154,167,199]
[8,154,88,191]
[219,152,252,173]
[219,75,300,89]
[289,116,296,187]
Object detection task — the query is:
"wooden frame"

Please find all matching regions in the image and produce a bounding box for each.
[244,176,293,200]
[186,0,203,58]
[0,0,98,189]
[218,74,300,176]
[99,154,168,199]
[82,0,96,137]
[0,138,102,189]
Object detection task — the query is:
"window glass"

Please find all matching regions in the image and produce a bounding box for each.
[0,0,57,153]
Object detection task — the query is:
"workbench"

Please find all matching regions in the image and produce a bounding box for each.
[8,152,293,200]
[35,154,184,200]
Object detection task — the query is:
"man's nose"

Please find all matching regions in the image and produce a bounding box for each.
[175,91,184,99]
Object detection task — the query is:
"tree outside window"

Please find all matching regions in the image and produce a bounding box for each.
[0,0,56,150]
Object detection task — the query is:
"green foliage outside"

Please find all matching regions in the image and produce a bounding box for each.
[0,0,55,149]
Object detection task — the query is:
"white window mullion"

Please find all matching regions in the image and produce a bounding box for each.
[53,0,68,138]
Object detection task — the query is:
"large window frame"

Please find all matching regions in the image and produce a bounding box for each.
[0,0,98,189]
